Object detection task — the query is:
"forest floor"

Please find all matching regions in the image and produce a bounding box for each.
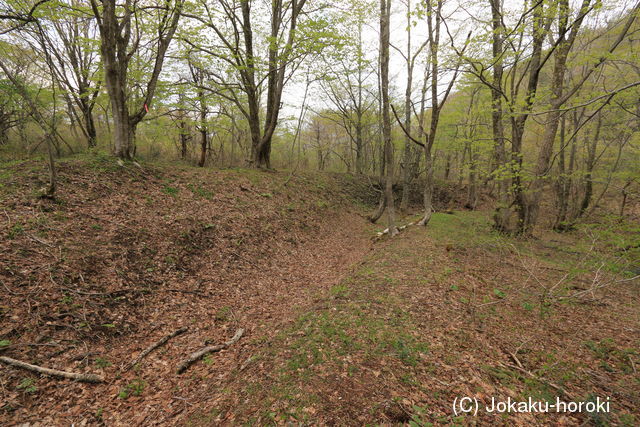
[0,156,639,426]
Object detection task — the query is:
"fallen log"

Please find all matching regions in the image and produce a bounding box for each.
[176,328,244,374]
[373,220,419,241]
[0,356,104,383]
[124,326,188,371]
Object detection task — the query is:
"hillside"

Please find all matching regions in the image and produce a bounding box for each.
[0,158,639,425]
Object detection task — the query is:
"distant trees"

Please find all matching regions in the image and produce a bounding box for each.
[35,2,101,148]
[317,0,377,175]
[182,0,330,168]
[0,0,638,232]
[457,0,640,234]
[0,80,27,146]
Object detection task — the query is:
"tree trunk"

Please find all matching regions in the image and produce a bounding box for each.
[444,153,451,180]
[198,89,208,167]
[554,116,571,230]
[400,0,414,211]
[579,113,601,216]
[98,0,133,159]
[418,0,445,227]
[509,0,546,234]
[198,129,207,167]
[91,0,182,160]
[83,104,97,148]
[369,190,387,223]
[253,136,271,169]
[179,120,188,160]
[467,147,478,210]
[525,2,573,232]
[619,180,632,217]
[380,0,397,236]
[488,0,510,231]
[355,120,363,174]
[111,100,132,159]
[418,147,434,225]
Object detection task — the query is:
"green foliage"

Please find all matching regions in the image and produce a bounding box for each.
[187,183,213,199]
[214,306,232,322]
[94,357,111,368]
[162,185,179,196]
[17,378,37,394]
[7,223,24,239]
[118,379,146,399]
[493,288,506,299]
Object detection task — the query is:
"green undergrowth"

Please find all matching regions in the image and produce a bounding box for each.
[422,211,638,276]
[217,210,639,424]
[224,251,433,424]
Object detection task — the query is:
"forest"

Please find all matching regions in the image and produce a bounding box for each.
[0,0,639,425]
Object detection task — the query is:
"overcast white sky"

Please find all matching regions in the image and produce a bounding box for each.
[277,0,478,128]
[276,0,632,130]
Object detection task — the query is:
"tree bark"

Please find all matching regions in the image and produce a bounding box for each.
[380,0,397,236]
[554,116,572,230]
[198,89,208,167]
[488,0,510,231]
[401,0,414,211]
[579,113,602,216]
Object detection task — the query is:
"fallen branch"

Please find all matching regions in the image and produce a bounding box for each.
[176,328,244,374]
[0,356,104,383]
[374,220,419,241]
[125,327,188,371]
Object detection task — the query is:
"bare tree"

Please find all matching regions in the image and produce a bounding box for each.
[394,0,466,226]
[397,0,427,211]
[183,0,314,169]
[319,19,377,175]
[21,2,101,148]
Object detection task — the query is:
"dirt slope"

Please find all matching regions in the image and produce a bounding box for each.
[0,156,373,425]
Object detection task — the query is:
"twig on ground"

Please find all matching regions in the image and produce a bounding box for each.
[26,233,54,247]
[560,274,640,301]
[1,280,23,296]
[125,327,188,371]
[163,289,206,296]
[176,328,244,374]
[172,396,194,406]
[0,356,104,383]
[498,361,574,399]
[2,342,63,351]
[507,351,524,369]
[70,351,99,362]
[239,355,254,371]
